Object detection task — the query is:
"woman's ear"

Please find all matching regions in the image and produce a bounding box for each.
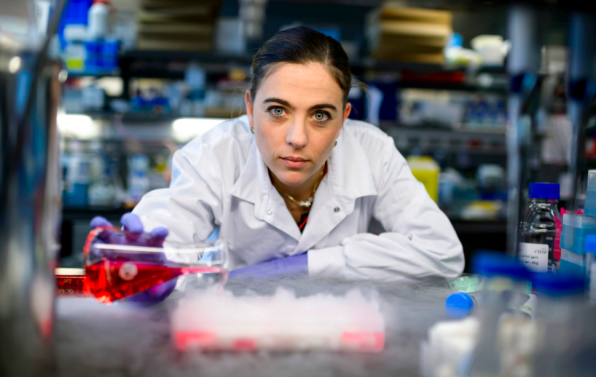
[343,102,352,123]
[337,102,352,137]
[245,90,254,127]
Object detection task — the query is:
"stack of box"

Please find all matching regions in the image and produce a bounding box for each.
[559,170,596,275]
[136,0,220,51]
[366,6,452,64]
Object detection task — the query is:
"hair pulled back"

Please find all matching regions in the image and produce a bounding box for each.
[249,26,352,104]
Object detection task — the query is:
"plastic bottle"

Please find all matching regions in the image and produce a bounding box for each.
[445,291,537,320]
[519,183,562,272]
[531,272,592,377]
[447,253,535,320]
[88,0,110,40]
[463,252,537,377]
[127,155,150,206]
[585,235,596,305]
[63,24,88,71]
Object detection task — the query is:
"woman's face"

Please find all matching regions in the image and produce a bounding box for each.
[245,62,352,188]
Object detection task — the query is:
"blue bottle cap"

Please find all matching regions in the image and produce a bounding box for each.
[585,235,596,254]
[528,182,560,200]
[531,272,585,297]
[472,251,531,280]
[445,292,475,319]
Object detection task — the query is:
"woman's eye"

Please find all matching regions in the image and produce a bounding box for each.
[271,107,284,117]
[314,112,329,122]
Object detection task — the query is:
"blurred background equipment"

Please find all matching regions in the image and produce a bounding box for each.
[4,0,596,376]
[0,0,66,376]
[53,0,589,272]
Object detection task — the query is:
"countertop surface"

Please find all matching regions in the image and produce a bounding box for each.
[54,277,453,377]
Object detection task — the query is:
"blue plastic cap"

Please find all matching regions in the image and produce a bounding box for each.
[586,235,596,254]
[532,272,585,297]
[445,292,475,319]
[472,251,531,280]
[528,183,560,200]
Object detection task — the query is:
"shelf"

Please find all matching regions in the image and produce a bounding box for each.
[451,220,507,234]
[67,69,120,78]
[117,50,508,94]
[381,123,506,155]
[75,111,179,123]
[121,50,254,65]
[397,81,507,93]
[62,206,129,221]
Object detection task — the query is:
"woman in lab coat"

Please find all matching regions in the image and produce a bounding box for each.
[132,26,464,282]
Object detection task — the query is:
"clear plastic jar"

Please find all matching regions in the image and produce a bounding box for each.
[464,252,536,377]
[531,273,592,377]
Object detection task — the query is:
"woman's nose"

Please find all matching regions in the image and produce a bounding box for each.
[286,120,307,149]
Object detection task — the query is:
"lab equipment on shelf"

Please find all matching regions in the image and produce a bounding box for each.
[84,227,228,304]
[519,183,562,272]
[407,156,440,203]
[126,154,150,207]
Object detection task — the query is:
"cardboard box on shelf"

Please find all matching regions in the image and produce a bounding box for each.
[135,0,220,52]
[367,6,452,64]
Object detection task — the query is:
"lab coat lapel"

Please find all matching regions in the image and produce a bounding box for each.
[229,140,301,241]
[296,130,378,253]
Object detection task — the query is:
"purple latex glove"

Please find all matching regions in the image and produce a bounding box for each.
[90,213,168,247]
[229,253,308,279]
[89,213,175,305]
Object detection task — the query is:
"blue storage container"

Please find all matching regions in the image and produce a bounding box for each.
[559,213,596,276]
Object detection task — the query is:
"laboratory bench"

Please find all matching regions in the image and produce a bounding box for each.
[53,276,453,377]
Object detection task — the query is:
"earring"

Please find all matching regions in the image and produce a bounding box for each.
[334,141,337,147]
[251,127,255,134]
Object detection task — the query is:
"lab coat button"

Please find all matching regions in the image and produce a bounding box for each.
[267,208,273,215]
[334,207,340,212]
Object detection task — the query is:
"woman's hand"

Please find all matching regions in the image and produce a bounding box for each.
[90,213,168,247]
[89,213,176,305]
[229,253,308,279]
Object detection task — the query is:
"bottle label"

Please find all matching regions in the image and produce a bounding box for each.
[519,242,549,272]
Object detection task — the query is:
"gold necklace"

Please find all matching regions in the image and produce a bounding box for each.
[274,164,326,208]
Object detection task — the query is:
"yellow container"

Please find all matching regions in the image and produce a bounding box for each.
[407,156,440,202]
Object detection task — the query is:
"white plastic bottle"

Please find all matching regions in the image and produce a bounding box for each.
[88,0,110,40]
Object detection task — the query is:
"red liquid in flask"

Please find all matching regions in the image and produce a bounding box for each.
[85,260,224,304]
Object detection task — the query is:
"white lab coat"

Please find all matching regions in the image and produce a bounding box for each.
[133,115,464,282]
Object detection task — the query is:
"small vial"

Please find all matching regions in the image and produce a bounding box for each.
[519,183,562,272]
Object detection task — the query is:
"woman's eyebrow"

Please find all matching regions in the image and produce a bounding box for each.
[263,97,295,109]
[308,104,337,112]
[262,98,337,112]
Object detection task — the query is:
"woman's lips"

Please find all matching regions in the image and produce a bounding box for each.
[281,156,308,168]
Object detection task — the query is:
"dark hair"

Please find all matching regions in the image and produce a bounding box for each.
[249,26,352,104]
